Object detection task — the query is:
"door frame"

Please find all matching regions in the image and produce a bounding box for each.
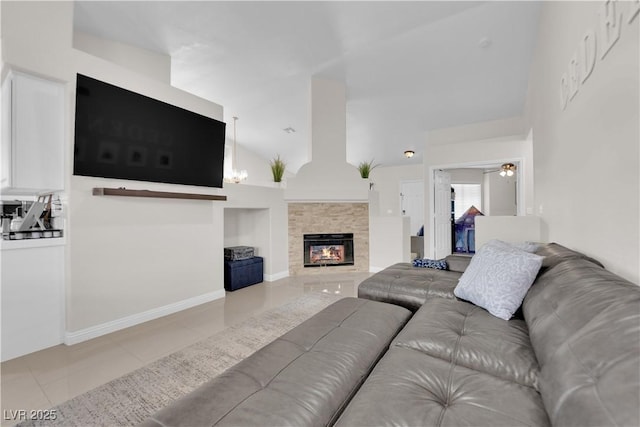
[400,179,424,233]
[427,158,524,258]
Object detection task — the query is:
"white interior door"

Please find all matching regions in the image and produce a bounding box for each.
[400,180,424,235]
[434,170,452,259]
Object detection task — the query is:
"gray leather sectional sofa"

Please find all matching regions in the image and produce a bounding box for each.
[141,243,639,426]
[355,253,472,311]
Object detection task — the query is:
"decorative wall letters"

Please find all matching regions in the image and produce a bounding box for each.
[560,0,638,110]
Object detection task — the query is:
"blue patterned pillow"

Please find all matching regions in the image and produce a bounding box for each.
[412,258,448,270]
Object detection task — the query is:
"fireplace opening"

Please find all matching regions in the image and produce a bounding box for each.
[304,233,354,267]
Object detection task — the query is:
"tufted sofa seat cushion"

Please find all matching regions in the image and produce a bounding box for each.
[392,298,540,389]
[336,297,548,426]
[139,298,411,427]
[335,347,549,426]
[357,262,462,311]
[523,258,640,426]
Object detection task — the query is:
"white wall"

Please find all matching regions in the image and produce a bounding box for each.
[428,116,526,146]
[68,177,225,335]
[2,1,230,338]
[226,142,294,188]
[69,52,229,335]
[0,4,2,71]
[367,165,423,266]
[223,184,289,281]
[224,208,269,264]
[73,31,171,84]
[368,164,423,216]
[475,216,541,249]
[3,2,291,339]
[449,168,483,185]
[524,1,639,283]
[224,209,266,249]
[484,171,517,216]
[0,2,2,170]
[423,121,533,259]
[285,79,369,202]
[369,216,411,272]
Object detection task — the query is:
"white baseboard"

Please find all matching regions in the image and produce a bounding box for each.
[64,290,226,345]
[264,270,289,282]
[369,266,385,273]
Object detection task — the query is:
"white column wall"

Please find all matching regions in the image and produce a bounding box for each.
[369,216,411,272]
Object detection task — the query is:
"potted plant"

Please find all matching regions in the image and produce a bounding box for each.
[357,159,378,179]
[270,155,286,183]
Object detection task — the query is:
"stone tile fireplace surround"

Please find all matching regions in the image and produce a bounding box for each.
[288,203,369,276]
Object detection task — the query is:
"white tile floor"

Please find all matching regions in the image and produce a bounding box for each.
[0,272,370,427]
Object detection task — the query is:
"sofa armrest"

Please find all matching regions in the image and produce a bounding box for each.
[445,254,472,273]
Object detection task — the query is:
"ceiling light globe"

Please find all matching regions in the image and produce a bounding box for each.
[507,170,514,177]
[500,170,507,177]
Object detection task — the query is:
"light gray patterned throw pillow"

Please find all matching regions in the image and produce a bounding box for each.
[510,241,539,253]
[454,240,544,320]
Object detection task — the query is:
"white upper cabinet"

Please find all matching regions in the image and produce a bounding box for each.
[1,70,65,194]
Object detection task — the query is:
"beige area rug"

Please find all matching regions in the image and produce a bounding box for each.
[20,292,343,427]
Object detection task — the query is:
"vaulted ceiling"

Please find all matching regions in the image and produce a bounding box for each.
[73,1,541,172]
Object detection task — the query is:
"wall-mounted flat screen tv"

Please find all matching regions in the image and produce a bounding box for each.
[73,74,226,188]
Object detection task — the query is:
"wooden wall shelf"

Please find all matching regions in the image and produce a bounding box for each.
[92,187,227,201]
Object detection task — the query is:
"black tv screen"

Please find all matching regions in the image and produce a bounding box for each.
[73,74,226,188]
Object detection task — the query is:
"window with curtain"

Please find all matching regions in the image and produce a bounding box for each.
[451,184,482,220]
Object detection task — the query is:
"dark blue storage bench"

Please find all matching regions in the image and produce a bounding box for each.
[224,256,264,291]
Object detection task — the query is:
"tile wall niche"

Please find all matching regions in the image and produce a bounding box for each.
[288,202,369,276]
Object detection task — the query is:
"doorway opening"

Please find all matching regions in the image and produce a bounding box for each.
[432,160,523,258]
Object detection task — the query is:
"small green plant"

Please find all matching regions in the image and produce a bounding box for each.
[357,159,378,179]
[270,155,286,182]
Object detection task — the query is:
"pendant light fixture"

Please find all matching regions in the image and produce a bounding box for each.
[228,116,248,184]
